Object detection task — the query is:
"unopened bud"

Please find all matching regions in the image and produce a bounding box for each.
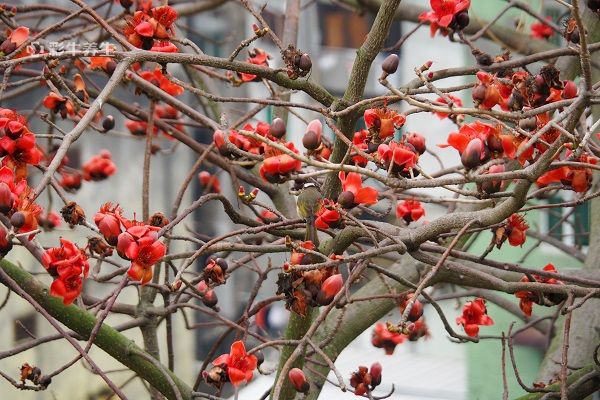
[316,274,343,306]
[370,362,382,387]
[381,54,399,75]
[289,368,310,393]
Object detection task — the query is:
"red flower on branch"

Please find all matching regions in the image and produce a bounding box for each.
[82,150,117,181]
[515,264,563,316]
[117,224,166,285]
[42,239,90,305]
[531,18,554,40]
[350,363,383,396]
[377,141,419,174]
[259,142,302,183]
[351,129,370,167]
[238,48,270,82]
[396,200,425,224]
[537,152,596,193]
[472,71,507,110]
[138,67,184,96]
[198,171,221,193]
[314,199,341,230]
[0,108,44,178]
[0,166,26,213]
[289,240,315,266]
[42,92,75,119]
[506,214,528,247]
[212,341,258,387]
[364,108,406,140]
[59,171,83,192]
[434,94,463,119]
[419,0,471,37]
[337,172,378,208]
[0,26,33,59]
[123,6,178,51]
[94,203,124,245]
[456,297,494,337]
[371,322,406,355]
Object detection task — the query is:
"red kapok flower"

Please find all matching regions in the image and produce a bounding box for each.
[338,171,378,207]
[419,0,471,37]
[371,322,406,355]
[259,142,302,183]
[123,6,178,51]
[38,211,62,230]
[0,26,33,58]
[377,141,419,173]
[406,318,431,341]
[364,108,406,140]
[537,152,596,193]
[42,238,90,305]
[60,171,83,192]
[531,17,554,40]
[289,240,315,266]
[315,199,341,230]
[117,224,166,285]
[456,297,494,337]
[434,94,463,119]
[350,363,382,396]
[351,129,370,167]
[198,171,221,193]
[138,67,184,96]
[396,200,425,224]
[82,150,117,181]
[515,263,563,316]
[239,48,270,82]
[94,202,123,245]
[506,214,528,247]
[472,71,504,110]
[212,341,258,387]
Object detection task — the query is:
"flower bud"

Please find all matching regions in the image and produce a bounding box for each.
[0,182,13,214]
[102,115,115,132]
[302,130,321,150]
[472,85,486,103]
[202,290,218,308]
[407,299,424,322]
[406,132,426,155]
[297,53,312,71]
[10,211,26,228]
[381,54,399,75]
[316,274,343,306]
[369,362,382,387]
[0,225,12,256]
[213,130,230,156]
[337,191,355,209]
[451,11,470,30]
[562,80,578,99]
[270,118,286,139]
[288,368,310,393]
[461,138,485,169]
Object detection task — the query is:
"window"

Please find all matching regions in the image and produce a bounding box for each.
[317,4,402,49]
